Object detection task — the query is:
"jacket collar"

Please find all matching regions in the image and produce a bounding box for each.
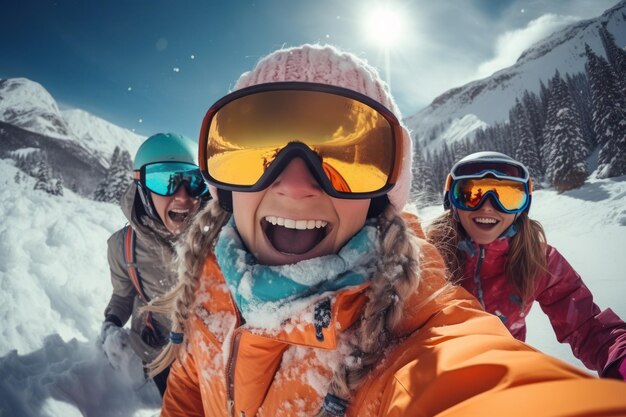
[198,252,371,349]
[197,246,452,349]
[459,235,511,258]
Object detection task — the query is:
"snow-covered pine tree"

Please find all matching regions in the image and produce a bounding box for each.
[452,140,470,162]
[566,72,596,150]
[33,157,54,194]
[92,147,118,202]
[585,44,626,178]
[410,141,439,208]
[94,146,133,203]
[14,172,21,184]
[53,178,64,196]
[107,148,133,202]
[599,23,626,92]
[512,99,543,187]
[539,79,550,124]
[521,89,545,153]
[542,70,588,192]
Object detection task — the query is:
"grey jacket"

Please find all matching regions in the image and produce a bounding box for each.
[104,183,177,363]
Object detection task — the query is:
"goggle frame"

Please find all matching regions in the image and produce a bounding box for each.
[445,169,533,214]
[134,161,209,198]
[198,82,405,199]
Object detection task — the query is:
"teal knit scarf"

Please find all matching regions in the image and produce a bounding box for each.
[215,218,379,327]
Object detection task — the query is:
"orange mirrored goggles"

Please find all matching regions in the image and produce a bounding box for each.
[448,176,531,213]
[198,82,404,199]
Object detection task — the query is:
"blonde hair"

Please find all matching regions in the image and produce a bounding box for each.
[145,199,444,414]
[145,200,230,374]
[426,210,547,300]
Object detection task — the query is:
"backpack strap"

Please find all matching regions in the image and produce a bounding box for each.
[123,225,156,332]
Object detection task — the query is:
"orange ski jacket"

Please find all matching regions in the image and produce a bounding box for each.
[162,217,626,417]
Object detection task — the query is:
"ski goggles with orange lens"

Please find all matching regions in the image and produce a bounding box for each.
[445,162,532,214]
[134,162,209,197]
[198,82,404,199]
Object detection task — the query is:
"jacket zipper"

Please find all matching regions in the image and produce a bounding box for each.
[473,245,486,308]
[227,329,242,417]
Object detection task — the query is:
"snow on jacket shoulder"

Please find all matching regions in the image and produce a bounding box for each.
[162,217,626,417]
[461,238,626,376]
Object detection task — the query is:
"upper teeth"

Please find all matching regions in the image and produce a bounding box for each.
[475,217,497,224]
[265,216,328,230]
[170,208,190,214]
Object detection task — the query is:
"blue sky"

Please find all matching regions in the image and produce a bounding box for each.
[1,0,618,140]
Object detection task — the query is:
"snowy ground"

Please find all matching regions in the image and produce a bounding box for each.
[0,157,624,416]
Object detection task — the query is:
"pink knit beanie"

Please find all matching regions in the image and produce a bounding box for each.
[231,44,413,210]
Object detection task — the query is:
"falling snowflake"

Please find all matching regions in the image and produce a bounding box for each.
[127,86,132,91]
[173,67,180,72]
[326,34,330,38]
[521,8,525,13]
[138,118,143,123]
[190,54,195,59]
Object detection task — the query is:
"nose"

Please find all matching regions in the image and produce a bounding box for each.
[480,198,496,211]
[271,158,323,199]
[172,182,194,201]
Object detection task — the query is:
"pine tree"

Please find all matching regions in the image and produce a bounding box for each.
[542,71,588,192]
[521,90,545,151]
[53,178,64,196]
[599,23,626,90]
[108,149,133,202]
[566,72,596,150]
[411,141,439,208]
[585,44,626,178]
[94,147,133,203]
[512,99,543,187]
[14,172,21,184]
[33,158,54,193]
[539,79,550,127]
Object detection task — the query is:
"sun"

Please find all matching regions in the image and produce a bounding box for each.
[363,4,408,49]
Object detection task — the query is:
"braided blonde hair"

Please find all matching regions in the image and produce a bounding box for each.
[314,206,442,416]
[145,199,230,376]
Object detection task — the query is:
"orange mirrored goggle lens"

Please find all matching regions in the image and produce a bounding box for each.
[202,89,399,194]
[452,178,529,211]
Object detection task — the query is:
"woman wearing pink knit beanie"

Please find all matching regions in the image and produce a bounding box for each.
[146,44,626,417]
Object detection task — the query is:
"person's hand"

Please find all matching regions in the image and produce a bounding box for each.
[98,316,130,370]
[98,320,117,344]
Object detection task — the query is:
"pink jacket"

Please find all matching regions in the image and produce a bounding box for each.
[460,238,626,377]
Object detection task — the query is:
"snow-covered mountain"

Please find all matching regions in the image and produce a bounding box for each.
[0,77,144,166]
[406,0,626,154]
[0,78,71,139]
[62,109,143,167]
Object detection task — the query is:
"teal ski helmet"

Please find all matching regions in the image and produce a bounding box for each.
[133,132,198,170]
[133,133,202,222]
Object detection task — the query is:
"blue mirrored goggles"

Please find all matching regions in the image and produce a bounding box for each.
[135,162,209,197]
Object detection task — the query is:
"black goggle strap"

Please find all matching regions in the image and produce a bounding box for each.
[257,143,343,195]
[208,142,394,199]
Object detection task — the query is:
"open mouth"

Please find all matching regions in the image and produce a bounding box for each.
[168,208,191,223]
[473,217,499,230]
[263,216,328,255]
